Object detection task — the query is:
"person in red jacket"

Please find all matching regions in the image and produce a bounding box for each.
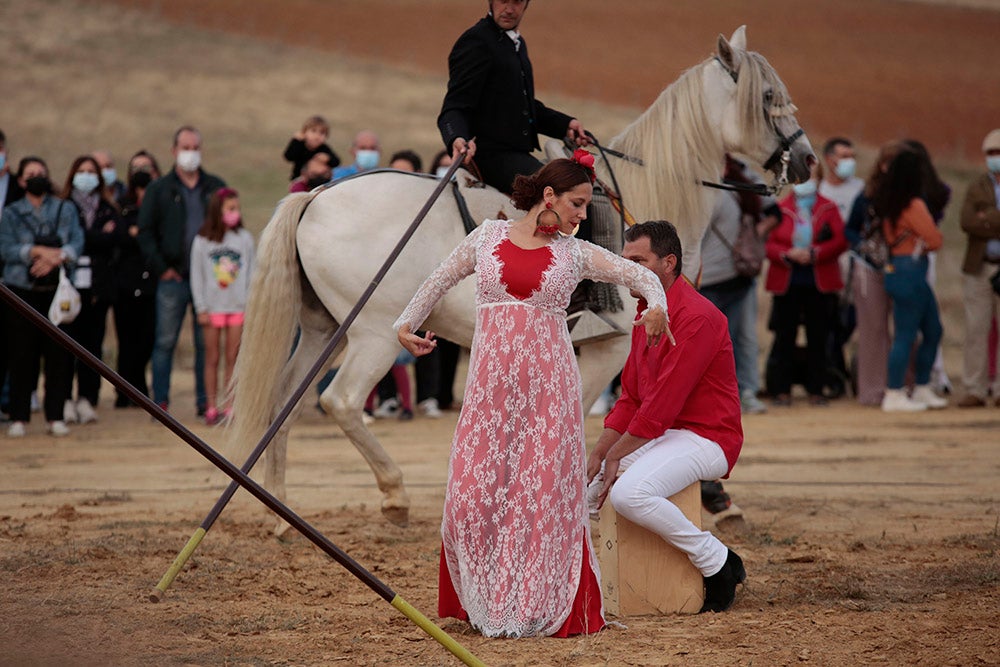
[764,165,848,406]
[586,220,746,613]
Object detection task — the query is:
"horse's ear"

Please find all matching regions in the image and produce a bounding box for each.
[729,25,747,52]
[717,25,746,73]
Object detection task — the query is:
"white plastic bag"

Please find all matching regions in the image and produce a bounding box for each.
[48,267,81,326]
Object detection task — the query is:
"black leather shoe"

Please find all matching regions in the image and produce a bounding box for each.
[700,548,746,613]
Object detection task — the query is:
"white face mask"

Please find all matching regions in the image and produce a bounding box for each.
[834,157,856,180]
[355,149,380,171]
[176,149,202,173]
[72,172,100,193]
[101,167,117,185]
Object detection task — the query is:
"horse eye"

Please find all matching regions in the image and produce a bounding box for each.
[764,90,774,104]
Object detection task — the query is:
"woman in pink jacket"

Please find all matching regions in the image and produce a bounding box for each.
[764,166,848,406]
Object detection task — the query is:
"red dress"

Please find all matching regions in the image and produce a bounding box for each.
[395,221,667,637]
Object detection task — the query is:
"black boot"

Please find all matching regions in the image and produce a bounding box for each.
[700,548,746,613]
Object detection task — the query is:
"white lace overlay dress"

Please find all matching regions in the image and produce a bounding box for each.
[395,220,667,637]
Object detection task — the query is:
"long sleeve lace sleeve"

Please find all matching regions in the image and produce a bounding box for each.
[393,225,482,332]
[578,240,668,315]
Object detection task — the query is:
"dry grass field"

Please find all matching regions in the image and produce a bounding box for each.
[1,1,999,665]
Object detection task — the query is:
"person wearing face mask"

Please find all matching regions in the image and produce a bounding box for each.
[112,150,162,407]
[0,130,23,421]
[958,129,1000,408]
[819,137,865,223]
[0,156,84,438]
[93,149,127,204]
[331,130,382,180]
[189,188,255,425]
[137,126,227,417]
[57,156,123,425]
[764,161,848,407]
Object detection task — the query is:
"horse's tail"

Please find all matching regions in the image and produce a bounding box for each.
[227,191,315,462]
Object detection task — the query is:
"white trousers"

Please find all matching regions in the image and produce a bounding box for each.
[595,429,730,577]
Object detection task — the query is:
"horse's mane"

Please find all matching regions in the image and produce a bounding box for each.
[605,49,790,233]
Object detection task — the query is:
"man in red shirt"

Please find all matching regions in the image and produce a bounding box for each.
[586,220,746,612]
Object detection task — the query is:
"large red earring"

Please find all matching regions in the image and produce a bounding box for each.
[535,208,560,235]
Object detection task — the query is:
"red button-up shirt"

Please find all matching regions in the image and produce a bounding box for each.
[604,277,743,476]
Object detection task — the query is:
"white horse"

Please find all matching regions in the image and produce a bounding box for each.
[228,26,815,529]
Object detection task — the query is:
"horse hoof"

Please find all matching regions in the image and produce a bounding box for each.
[274,518,292,539]
[381,505,410,528]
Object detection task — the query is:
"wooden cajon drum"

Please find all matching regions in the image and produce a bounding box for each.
[598,481,703,615]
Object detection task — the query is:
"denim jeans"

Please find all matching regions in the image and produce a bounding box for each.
[151,278,205,408]
[883,255,942,389]
[701,281,759,396]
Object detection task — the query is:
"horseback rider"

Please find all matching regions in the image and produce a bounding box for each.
[439,0,590,195]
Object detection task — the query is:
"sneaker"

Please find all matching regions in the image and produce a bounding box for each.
[771,393,792,407]
[418,398,443,419]
[64,399,79,424]
[76,399,98,424]
[912,385,947,409]
[204,407,221,426]
[957,394,986,408]
[7,421,26,438]
[740,391,767,415]
[373,397,399,419]
[398,408,414,421]
[47,420,70,437]
[881,388,927,412]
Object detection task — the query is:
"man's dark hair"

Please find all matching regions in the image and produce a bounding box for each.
[624,220,683,277]
[172,125,201,147]
[0,129,6,146]
[822,137,852,156]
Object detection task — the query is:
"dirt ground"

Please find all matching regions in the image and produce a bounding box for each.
[2,1,999,665]
[1,362,998,666]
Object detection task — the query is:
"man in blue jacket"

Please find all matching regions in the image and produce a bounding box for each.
[137,126,225,416]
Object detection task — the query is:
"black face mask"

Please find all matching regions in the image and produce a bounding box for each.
[24,175,51,196]
[129,171,153,189]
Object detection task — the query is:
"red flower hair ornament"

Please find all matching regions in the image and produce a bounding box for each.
[572,148,597,183]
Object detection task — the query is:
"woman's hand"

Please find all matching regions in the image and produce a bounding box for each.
[634,306,675,347]
[397,326,437,357]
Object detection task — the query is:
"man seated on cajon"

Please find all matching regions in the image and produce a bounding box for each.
[587,220,746,613]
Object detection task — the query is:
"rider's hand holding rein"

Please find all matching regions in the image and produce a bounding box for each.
[635,305,674,348]
[398,325,438,357]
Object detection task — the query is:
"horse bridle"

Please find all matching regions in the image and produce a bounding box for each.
[712,55,803,194]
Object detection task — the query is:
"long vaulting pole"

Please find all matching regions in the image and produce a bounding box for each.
[0,153,487,667]
[152,148,470,599]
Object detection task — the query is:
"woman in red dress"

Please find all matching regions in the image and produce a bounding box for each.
[395,153,670,637]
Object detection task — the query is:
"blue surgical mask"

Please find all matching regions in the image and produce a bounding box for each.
[102,167,117,185]
[834,157,856,180]
[355,149,380,171]
[0,152,6,172]
[792,179,817,198]
[436,166,452,179]
[73,171,101,193]
[987,155,1000,174]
